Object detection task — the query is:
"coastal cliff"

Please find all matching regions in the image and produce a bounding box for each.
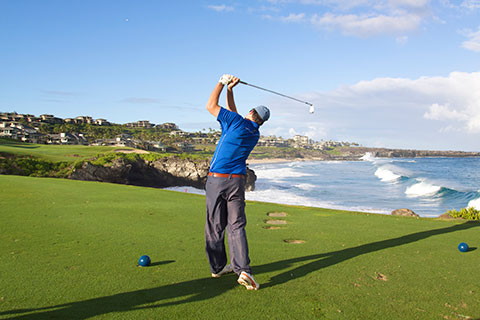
[69,157,257,191]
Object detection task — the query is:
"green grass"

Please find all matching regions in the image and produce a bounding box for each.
[0,138,121,162]
[1,175,479,319]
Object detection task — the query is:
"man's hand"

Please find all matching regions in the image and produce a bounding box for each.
[219,74,234,85]
[228,77,240,90]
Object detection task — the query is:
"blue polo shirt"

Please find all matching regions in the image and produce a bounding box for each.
[209,107,260,175]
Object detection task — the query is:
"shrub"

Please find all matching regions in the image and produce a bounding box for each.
[0,156,70,178]
[445,207,480,220]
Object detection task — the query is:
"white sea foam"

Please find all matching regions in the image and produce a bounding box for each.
[287,161,303,167]
[253,167,312,180]
[393,159,416,163]
[294,183,317,190]
[468,196,480,210]
[405,180,442,197]
[375,167,401,182]
[245,188,389,214]
[360,152,377,162]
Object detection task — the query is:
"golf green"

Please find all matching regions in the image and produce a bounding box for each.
[1,175,479,319]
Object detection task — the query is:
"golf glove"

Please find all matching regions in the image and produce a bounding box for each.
[219,74,234,85]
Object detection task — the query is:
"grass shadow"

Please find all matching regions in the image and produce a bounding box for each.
[149,260,176,267]
[2,221,478,319]
[258,221,479,288]
[7,145,40,149]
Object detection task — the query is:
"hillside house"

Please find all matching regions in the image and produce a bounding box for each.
[174,142,194,152]
[156,122,178,130]
[40,114,63,124]
[145,141,167,152]
[125,120,154,128]
[94,119,110,126]
[47,133,87,145]
[0,122,44,143]
[257,136,289,147]
[75,116,93,124]
[0,123,21,139]
[293,135,310,144]
[169,129,185,136]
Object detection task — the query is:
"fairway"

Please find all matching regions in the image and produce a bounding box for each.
[0,139,122,162]
[1,175,479,319]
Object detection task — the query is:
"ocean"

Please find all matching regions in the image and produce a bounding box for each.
[167,154,480,217]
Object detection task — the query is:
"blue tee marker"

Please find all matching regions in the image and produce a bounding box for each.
[458,242,469,252]
[138,255,151,266]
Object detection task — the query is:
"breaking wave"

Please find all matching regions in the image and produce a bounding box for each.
[403,180,480,206]
[467,196,480,210]
[375,167,402,182]
[367,155,480,205]
[405,180,442,197]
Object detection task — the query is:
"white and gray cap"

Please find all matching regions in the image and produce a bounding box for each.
[253,105,270,122]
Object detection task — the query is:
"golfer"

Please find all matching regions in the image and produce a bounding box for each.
[205,74,270,290]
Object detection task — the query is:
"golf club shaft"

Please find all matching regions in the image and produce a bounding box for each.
[239,81,313,106]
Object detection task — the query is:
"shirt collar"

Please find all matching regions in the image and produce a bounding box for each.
[247,119,260,129]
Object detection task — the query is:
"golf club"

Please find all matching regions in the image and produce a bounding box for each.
[239,80,315,114]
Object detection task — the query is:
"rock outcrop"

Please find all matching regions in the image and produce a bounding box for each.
[69,157,256,191]
[391,208,419,217]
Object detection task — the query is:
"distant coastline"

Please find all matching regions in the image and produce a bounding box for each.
[248,146,480,164]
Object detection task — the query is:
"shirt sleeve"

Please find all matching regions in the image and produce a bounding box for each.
[217,107,241,130]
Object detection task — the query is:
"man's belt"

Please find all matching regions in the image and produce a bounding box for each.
[208,172,245,178]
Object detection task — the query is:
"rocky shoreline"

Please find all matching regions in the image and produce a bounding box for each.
[70,157,257,191]
[2,145,478,192]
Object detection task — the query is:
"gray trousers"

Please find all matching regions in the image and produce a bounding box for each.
[205,175,251,275]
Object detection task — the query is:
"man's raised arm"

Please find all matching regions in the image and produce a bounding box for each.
[206,74,236,117]
[206,82,223,118]
[226,77,240,114]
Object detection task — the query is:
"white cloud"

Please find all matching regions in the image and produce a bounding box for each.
[461,0,480,9]
[442,0,480,10]
[280,13,306,22]
[311,12,421,36]
[326,71,480,133]
[388,0,430,8]
[264,71,480,148]
[285,125,327,140]
[288,127,298,136]
[424,103,469,121]
[258,0,434,37]
[461,26,480,52]
[207,4,234,12]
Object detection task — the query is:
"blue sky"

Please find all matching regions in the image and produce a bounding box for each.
[1,0,480,151]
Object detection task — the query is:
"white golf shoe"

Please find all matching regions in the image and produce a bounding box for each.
[211,264,233,278]
[237,271,260,290]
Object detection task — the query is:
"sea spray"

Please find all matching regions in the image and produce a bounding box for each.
[360,152,376,162]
